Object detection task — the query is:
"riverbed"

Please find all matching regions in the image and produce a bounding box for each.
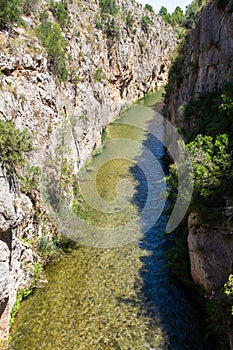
[11,91,204,350]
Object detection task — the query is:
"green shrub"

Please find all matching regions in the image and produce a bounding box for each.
[183,83,233,140]
[37,21,68,81]
[224,274,233,315]
[95,20,102,29]
[159,1,204,30]
[165,35,188,92]
[104,16,120,39]
[139,40,146,48]
[20,165,41,194]
[39,10,49,22]
[159,6,168,16]
[93,68,106,82]
[186,134,231,201]
[141,15,152,33]
[38,234,61,254]
[184,1,199,28]
[167,84,233,210]
[126,12,134,31]
[165,233,191,283]
[50,0,70,27]
[205,297,229,349]
[0,0,22,29]
[101,127,110,142]
[0,120,32,177]
[144,4,154,13]
[225,275,233,297]
[171,6,185,26]
[159,6,173,25]
[99,0,118,15]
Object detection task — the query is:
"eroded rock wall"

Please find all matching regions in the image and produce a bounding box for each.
[158,1,233,346]
[164,0,233,292]
[0,167,36,340]
[188,213,233,290]
[165,0,233,126]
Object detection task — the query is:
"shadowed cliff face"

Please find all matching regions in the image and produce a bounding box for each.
[0,167,36,340]
[164,0,233,287]
[188,213,233,290]
[0,0,176,340]
[165,0,233,126]
[163,2,233,342]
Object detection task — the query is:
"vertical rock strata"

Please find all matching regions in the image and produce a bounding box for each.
[188,213,233,290]
[165,0,233,126]
[165,0,233,293]
[0,168,36,340]
[164,3,233,346]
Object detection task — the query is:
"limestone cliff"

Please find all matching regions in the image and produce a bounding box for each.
[165,0,233,126]
[188,212,233,290]
[164,2,233,346]
[0,0,175,341]
[0,166,37,339]
[164,0,233,289]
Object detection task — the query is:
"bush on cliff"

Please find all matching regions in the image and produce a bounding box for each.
[144,4,154,13]
[0,120,32,177]
[103,16,120,39]
[37,21,68,81]
[183,83,233,141]
[141,15,152,33]
[100,0,118,15]
[50,1,70,28]
[0,0,22,29]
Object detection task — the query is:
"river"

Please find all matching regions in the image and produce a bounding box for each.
[11,91,204,350]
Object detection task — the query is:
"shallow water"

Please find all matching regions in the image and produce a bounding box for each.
[11,91,204,350]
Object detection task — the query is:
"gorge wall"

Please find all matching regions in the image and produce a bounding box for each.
[165,0,233,296]
[165,0,233,126]
[164,2,233,346]
[0,0,175,341]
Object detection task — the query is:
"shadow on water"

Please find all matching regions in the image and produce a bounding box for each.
[126,106,205,349]
[10,93,209,350]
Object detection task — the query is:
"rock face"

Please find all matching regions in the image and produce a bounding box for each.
[165,0,233,126]
[163,2,233,345]
[164,0,233,292]
[188,213,233,290]
[0,0,175,170]
[0,167,36,340]
[0,0,176,340]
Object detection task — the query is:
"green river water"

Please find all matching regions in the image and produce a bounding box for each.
[10,91,204,350]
